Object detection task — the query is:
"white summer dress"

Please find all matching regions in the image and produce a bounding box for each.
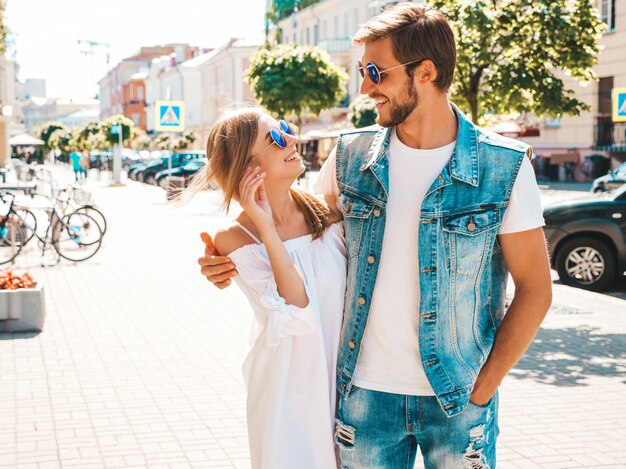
[228,221,347,469]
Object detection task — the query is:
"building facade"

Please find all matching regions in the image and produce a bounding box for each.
[122,74,147,130]
[144,37,260,147]
[17,78,46,102]
[277,0,374,107]
[197,37,260,132]
[22,97,100,132]
[98,44,203,122]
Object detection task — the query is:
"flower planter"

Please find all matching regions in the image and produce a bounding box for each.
[0,283,46,332]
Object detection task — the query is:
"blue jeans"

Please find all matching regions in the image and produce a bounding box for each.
[335,386,499,469]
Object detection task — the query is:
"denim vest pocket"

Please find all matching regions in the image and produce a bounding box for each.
[442,208,501,276]
[337,192,374,219]
[337,192,374,260]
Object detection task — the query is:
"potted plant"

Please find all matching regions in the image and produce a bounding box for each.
[0,271,46,332]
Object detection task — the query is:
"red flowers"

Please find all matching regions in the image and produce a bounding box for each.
[0,271,35,290]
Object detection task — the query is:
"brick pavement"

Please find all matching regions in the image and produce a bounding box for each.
[1,165,625,468]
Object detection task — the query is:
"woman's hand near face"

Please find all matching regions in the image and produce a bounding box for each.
[239,167,275,236]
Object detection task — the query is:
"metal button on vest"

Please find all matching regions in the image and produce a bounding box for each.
[438,175,444,183]
[373,209,381,217]
[367,255,375,264]
[357,297,366,305]
[467,216,476,232]
[348,340,356,350]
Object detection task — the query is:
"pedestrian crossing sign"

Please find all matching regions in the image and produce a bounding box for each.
[613,88,626,122]
[155,100,185,132]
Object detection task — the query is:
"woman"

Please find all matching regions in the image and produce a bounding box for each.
[187,107,346,468]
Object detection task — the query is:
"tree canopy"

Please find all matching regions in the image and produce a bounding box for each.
[433,0,605,122]
[246,44,348,128]
[0,1,7,54]
[101,115,139,146]
[35,122,69,153]
[349,96,377,128]
[267,0,319,24]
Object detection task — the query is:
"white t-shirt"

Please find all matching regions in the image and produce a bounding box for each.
[314,128,545,396]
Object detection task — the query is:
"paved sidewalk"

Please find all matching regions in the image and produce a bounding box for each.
[1,165,625,468]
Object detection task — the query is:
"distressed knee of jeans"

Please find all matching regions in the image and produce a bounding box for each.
[334,419,355,448]
[464,424,490,469]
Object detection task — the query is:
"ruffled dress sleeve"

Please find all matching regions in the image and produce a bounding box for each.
[229,245,318,347]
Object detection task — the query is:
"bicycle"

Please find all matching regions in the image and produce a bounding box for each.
[0,191,104,265]
[13,166,107,239]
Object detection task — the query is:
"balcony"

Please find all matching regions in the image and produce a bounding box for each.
[317,38,351,54]
[594,118,626,153]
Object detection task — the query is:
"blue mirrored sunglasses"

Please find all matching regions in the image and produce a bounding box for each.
[358,58,425,84]
[255,120,296,157]
[269,119,295,148]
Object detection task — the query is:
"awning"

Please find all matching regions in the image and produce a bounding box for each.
[548,153,579,164]
[9,133,45,146]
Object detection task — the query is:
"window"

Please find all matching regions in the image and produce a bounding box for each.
[323,20,327,39]
[598,76,613,116]
[599,0,616,31]
[344,13,349,37]
[353,8,359,34]
[137,86,143,100]
[314,24,319,44]
[334,16,339,38]
[306,27,310,44]
[544,117,561,128]
[131,113,140,126]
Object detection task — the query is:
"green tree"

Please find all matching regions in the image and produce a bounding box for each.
[432,0,605,122]
[266,0,319,25]
[34,122,69,154]
[101,115,138,146]
[246,44,348,131]
[0,1,8,54]
[349,96,377,128]
[172,130,197,152]
[155,134,171,151]
[75,121,107,152]
[47,128,74,156]
[131,131,152,151]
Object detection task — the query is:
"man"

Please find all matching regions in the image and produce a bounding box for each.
[199,3,552,467]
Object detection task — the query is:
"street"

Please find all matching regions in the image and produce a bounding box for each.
[1,165,625,469]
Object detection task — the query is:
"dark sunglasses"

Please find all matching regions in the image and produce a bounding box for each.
[358,58,425,84]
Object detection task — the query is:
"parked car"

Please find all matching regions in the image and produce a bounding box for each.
[89,151,112,171]
[139,150,206,185]
[127,151,168,180]
[121,149,144,169]
[543,184,626,291]
[155,158,207,189]
[591,162,626,193]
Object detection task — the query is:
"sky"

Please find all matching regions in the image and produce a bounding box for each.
[5,0,267,99]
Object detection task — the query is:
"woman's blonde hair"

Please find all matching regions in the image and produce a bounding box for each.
[184,107,330,239]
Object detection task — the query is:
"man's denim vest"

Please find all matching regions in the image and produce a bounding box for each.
[335,104,530,417]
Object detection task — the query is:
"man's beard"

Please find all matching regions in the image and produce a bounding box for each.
[375,80,419,128]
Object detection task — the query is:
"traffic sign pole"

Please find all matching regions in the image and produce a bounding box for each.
[612,88,626,123]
